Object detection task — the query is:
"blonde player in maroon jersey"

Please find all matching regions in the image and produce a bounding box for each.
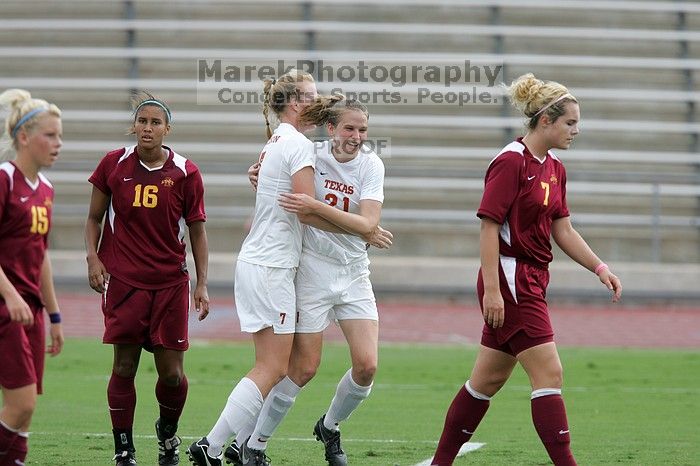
[85,92,210,466]
[431,74,622,466]
[0,89,64,466]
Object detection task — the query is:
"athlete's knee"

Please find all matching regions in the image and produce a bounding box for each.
[352,360,377,386]
[471,372,509,396]
[113,358,139,378]
[4,397,36,427]
[532,363,564,389]
[159,372,184,387]
[287,350,321,386]
[289,364,317,386]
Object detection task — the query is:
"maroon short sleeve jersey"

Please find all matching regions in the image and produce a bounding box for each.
[0,161,54,305]
[477,138,569,268]
[89,145,206,289]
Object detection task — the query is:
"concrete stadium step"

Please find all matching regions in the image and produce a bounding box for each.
[47,249,700,298]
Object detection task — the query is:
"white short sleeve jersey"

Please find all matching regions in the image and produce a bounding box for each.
[302,140,385,264]
[238,123,316,268]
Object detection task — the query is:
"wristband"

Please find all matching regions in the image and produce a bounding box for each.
[49,312,62,324]
[594,263,609,276]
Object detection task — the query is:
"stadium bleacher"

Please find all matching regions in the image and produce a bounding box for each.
[0,0,698,297]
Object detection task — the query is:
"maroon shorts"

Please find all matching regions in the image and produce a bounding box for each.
[477,259,554,356]
[102,276,190,352]
[0,300,45,393]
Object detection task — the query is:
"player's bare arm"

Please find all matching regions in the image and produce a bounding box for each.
[287,165,348,234]
[84,185,110,293]
[480,217,504,328]
[279,192,392,248]
[188,220,210,320]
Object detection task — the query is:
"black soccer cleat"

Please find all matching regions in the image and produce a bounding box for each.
[313,415,348,466]
[239,438,270,466]
[223,441,243,466]
[113,450,138,466]
[156,419,182,465]
[187,437,223,466]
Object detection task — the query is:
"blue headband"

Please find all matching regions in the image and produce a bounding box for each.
[134,99,172,123]
[11,108,47,138]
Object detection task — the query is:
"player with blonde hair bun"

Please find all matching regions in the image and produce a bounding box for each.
[430,74,622,466]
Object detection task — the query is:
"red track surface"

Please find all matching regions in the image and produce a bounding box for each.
[57,291,700,349]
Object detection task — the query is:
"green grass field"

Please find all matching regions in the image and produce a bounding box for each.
[28,338,699,465]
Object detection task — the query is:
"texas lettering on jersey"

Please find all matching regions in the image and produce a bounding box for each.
[324,179,355,195]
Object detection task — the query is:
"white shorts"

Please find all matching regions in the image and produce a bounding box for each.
[295,251,377,333]
[234,260,297,334]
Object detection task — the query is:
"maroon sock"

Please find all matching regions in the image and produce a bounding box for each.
[3,433,27,466]
[108,372,137,430]
[432,384,490,465]
[531,394,577,466]
[0,422,18,460]
[155,375,188,426]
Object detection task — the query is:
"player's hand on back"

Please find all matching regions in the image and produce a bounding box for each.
[248,162,260,191]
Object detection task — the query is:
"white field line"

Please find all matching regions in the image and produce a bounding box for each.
[412,442,485,466]
[29,431,439,444]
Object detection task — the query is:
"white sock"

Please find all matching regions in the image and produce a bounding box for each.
[531,387,562,399]
[206,377,263,457]
[324,368,372,431]
[465,379,492,401]
[247,377,302,450]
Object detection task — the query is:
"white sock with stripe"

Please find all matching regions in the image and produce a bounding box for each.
[247,377,302,450]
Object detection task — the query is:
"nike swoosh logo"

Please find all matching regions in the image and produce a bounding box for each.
[257,437,267,443]
[20,196,30,202]
[123,177,133,181]
[559,429,569,435]
[527,175,536,180]
[177,339,186,343]
[319,171,328,175]
[461,429,474,435]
